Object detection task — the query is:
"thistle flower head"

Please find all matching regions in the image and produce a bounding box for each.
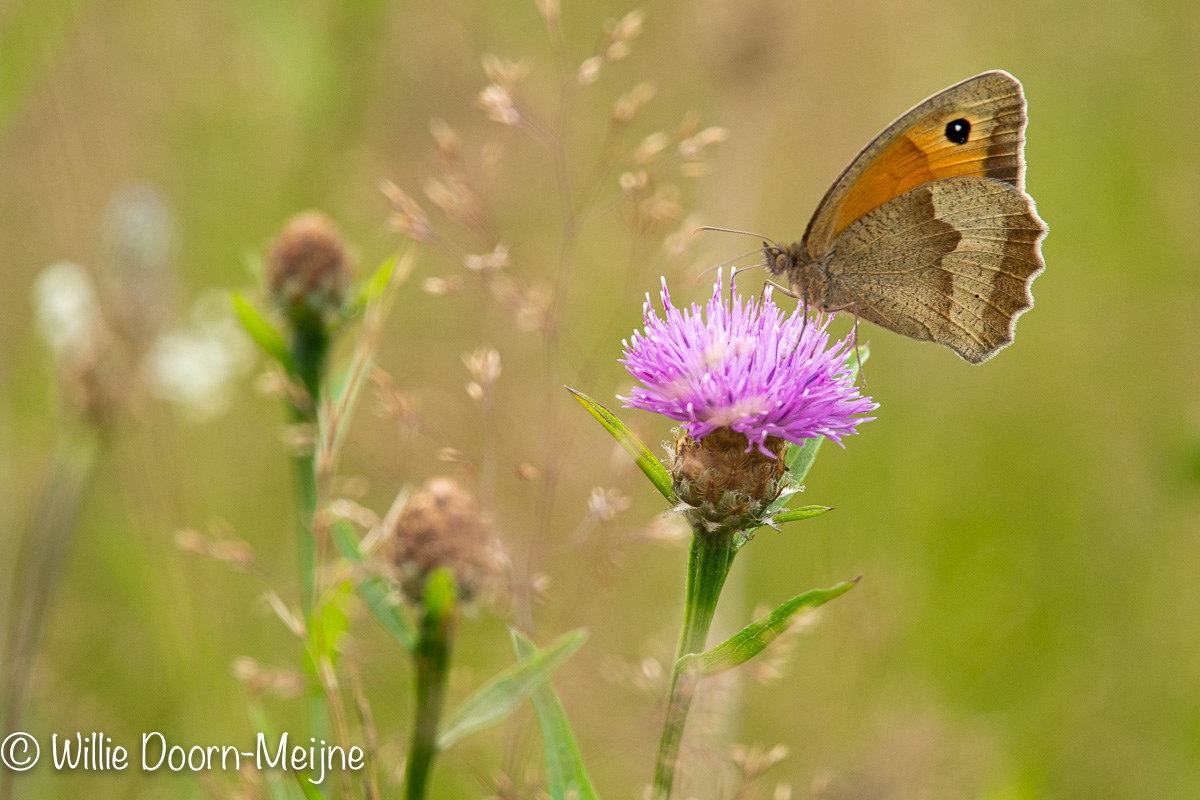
[620,275,878,457]
[386,477,509,605]
[267,211,352,327]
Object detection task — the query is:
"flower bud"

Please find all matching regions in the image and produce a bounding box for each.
[670,427,788,533]
[386,477,508,604]
[266,211,351,328]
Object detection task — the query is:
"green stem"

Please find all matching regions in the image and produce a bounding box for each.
[652,530,739,799]
[1,425,101,800]
[405,571,456,800]
[287,323,328,620]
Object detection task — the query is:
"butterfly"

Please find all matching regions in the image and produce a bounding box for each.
[759,70,1047,364]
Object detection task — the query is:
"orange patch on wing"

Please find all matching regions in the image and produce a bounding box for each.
[827,118,997,240]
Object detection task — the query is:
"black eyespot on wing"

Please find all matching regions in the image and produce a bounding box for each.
[945,118,971,144]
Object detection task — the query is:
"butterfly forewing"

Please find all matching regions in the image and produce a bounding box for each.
[802,71,1029,258]
[824,177,1046,364]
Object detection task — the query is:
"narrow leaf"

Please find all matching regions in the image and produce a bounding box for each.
[784,436,824,484]
[292,773,326,800]
[438,628,587,750]
[232,292,294,371]
[363,253,400,305]
[678,579,859,679]
[566,387,675,503]
[771,505,833,526]
[512,630,600,800]
[332,521,415,651]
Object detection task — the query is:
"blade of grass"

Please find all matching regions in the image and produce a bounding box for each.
[437,628,587,750]
[511,630,600,800]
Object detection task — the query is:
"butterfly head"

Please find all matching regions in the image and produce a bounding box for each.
[762,241,820,301]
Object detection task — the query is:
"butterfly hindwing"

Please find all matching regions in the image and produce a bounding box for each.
[823,177,1046,364]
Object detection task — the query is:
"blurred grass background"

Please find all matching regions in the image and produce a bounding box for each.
[2,0,1199,798]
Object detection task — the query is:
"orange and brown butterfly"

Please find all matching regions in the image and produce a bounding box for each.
[760,70,1047,364]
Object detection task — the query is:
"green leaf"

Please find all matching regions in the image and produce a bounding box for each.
[291,772,326,800]
[678,579,859,679]
[438,628,588,751]
[770,505,833,526]
[232,292,294,371]
[311,580,352,665]
[784,436,824,484]
[783,342,869,484]
[511,630,600,800]
[332,521,415,651]
[566,387,675,503]
[363,253,399,305]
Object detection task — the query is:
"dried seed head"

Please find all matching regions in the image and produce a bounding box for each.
[640,185,683,224]
[513,285,551,332]
[634,132,669,164]
[462,347,502,386]
[423,174,486,230]
[382,181,434,242]
[612,81,656,124]
[372,369,422,434]
[606,40,631,61]
[481,54,530,88]
[576,56,604,86]
[588,487,632,522]
[429,118,461,161]
[610,9,645,42]
[679,126,730,160]
[463,242,510,273]
[619,171,649,193]
[670,427,788,534]
[174,527,254,570]
[386,477,509,604]
[478,84,520,125]
[267,211,352,326]
[663,213,702,262]
[676,110,702,141]
[232,656,303,699]
[423,275,465,296]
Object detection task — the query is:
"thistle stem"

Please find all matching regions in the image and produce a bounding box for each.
[405,571,456,800]
[287,323,329,620]
[652,529,739,799]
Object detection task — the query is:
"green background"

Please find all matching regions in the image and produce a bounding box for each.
[1,0,1198,797]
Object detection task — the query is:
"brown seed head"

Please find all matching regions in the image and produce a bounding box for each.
[267,211,351,325]
[387,477,508,604]
[671,427,788,533]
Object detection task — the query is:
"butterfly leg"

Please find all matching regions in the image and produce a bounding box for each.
[762,280,801,300]
[821,301,868,387]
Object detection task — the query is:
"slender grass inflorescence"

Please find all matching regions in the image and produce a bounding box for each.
[613,274,876,798]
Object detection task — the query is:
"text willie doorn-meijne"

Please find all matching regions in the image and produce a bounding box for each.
[52,731,363,784]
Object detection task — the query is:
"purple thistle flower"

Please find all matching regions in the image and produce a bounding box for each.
[620,275,877,455]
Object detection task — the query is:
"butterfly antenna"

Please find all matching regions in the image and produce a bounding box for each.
[694,225,783,250]
[693,248,764,285]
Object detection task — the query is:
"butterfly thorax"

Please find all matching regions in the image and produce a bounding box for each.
[763,241,831,309]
